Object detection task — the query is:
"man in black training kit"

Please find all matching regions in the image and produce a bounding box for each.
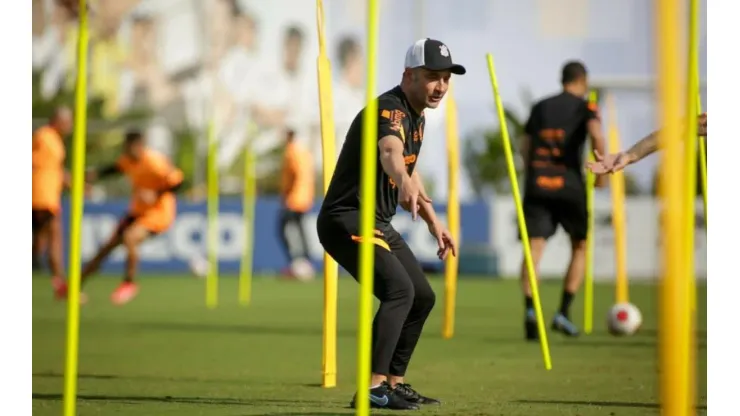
[520,61,606,341]
[317,38,464,411]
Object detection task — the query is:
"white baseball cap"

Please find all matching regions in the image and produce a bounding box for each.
[404,38,466,75]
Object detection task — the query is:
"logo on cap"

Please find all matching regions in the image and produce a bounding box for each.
[439,45,449,57]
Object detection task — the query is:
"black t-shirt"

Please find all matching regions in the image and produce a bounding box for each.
[523,91,598,199]
[320,86,425,225]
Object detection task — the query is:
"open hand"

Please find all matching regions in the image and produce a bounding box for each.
[428,221,457,260]
[587,150,633,175]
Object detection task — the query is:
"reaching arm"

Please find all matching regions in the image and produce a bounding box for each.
[586,119,608,187]
[154,161,185,196]
[87,164,122,182]
[625,113,707,165]
[624,131,659,164]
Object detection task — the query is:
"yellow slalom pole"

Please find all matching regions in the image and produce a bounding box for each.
[355,0,380,413]
[206,120,219,308]
[583,90,598,335]
[685,0,700,411]
[605,95,629,304]
[442,84,460,340]
[316,0,339,389]
[656,0,691,414]
[486,53,551,370]
[63,2,89,415]
[239,146,256,306]
[697,95,706,225]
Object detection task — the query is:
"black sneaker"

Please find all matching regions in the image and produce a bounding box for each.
[525,308,538,341]
[551,313,580,337]
[350,381,419,410]
[393,383,441,405]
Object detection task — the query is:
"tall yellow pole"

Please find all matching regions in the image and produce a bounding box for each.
[606,95,629,304]
[442,84,460,339]
[315,0,339,388]
[656,0,691,414]
[63,1,90,415]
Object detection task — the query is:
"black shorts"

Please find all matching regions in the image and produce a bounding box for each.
[316,211,430,300]
[523,195,588,241]
[32,209,55,233]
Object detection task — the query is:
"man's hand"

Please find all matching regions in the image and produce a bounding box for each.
[399,182,432,217]
[398,175,430,221]
[137,189,158,205]
[428,221,457,260]
[698,112,707,136]
[587,150,634,175]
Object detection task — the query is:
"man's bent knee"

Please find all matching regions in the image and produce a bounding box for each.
[385,279,415,305]
[412,287,435,313]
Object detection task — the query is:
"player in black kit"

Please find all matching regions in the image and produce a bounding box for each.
[520,61,606,341]
[317,38,465,411]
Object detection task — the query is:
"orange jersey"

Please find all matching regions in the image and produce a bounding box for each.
[32,126,65,212]
[281,141,315,213]
[117,149,183,229]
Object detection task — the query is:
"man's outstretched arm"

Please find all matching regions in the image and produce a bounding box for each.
[627,112,707,164]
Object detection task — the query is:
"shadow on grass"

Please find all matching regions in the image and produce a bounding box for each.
[469,332,706,349]
[32,392,338,409]
[33,372,320,388]
[131,321,357,339]
[260,413,352,416]
[514,399,707,410]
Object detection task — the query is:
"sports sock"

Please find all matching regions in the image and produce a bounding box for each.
[559,290,575,317]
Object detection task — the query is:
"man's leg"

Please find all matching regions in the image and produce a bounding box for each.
[550,197,589,336]
[294,211,310,259]
[47,213,65,279]
[109,223,151,305]
[32,210,51,272]
[521,197,556,340]
[54,218,126,301]
[79,217,131,285]
[385,231,439,405]
[32,222,47,271]
[277,207,295,264]
[560,238,587,316]
[316,216,419,410]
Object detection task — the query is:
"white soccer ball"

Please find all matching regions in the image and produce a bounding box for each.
[607,302,643,336]
[189,255,208,279]
[290,258,316,281]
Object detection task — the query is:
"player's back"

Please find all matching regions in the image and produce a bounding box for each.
[281,140,315,213]
[32,126,65,211]
[524,91,596,197]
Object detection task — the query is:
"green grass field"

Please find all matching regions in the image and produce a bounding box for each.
[32,275,707,416]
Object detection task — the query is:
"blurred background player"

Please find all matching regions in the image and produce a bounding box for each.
[32,106,73,290]
[54,130,183,305]
[519,61,606,340]
[278,128,315,280]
